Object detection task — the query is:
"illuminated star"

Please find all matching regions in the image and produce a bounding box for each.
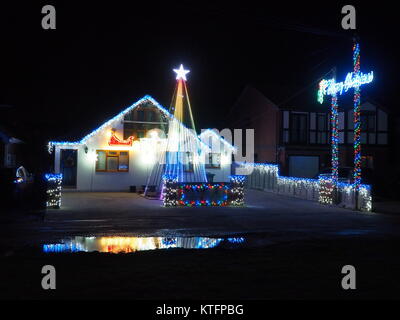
[173,64,190,81]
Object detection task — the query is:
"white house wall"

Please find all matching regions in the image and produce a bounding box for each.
[55,118,152,191]
[54,119,233,190]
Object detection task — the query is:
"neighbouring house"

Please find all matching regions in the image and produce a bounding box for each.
[48,95,235,191]
[0,126,24,169]
[228,85,390,186]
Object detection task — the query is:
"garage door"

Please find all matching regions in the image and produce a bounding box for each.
[288,156,319,178]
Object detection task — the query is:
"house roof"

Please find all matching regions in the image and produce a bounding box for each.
[252,83,328,112]
[0,125,24,144]
[246,83,386,114]
[48,95,214,151]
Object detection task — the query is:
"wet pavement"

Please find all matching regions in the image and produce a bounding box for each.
[2,190,400,299]
[2,189,400,250]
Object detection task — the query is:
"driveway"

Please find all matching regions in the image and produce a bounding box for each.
[5,189,399,246]
[2,190,400,299]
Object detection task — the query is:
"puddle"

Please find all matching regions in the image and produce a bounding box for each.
[43,236,246,253]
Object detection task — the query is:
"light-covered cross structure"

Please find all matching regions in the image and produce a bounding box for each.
[317,41,374,192]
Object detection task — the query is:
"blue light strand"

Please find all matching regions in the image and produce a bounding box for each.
[45,173,63,181]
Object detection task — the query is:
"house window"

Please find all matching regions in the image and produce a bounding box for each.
[316,114,327,144]
[361,114,376,131]
[147,110,155,122]
[361,113,376,144]
[137,110,145,121]
[96,150,129,172]
[205,153,221,168]
[290,113,308,144]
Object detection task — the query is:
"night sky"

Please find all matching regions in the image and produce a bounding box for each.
[0,2,398,143]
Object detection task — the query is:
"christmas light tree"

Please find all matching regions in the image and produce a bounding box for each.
[145,64,207,197]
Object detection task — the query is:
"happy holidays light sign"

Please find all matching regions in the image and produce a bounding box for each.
[317,71,374,104]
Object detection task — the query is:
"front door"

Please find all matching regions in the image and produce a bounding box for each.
[60,149,77,188]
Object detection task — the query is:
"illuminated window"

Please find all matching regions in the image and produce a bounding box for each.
[96,150,129,172]
[96,151,106,171]
[119,152,129,170]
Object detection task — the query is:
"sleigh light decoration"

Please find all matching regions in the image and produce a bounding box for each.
[108,129,134,146]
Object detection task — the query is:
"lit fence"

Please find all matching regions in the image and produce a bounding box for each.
[163,175,245,207]
[337,182,372,212]
[241,163,372,212]
[45,173,62,208]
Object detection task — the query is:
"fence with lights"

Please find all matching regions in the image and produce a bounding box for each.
[162,175,246,207]
[242,163,372,212]
[45,173,62,208]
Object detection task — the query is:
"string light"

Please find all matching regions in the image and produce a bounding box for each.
[45,173,62,208]
[330,94,339,200]
[161,65,208,186]
[177,182,230,207]
[353,42,362,190]
[162,174,178,207]
[162,174,245,207]
[229,175,245,206]
[317,71,373,104]
[317,41,373,194]
[241,162,372,211]
[318,175,335,205]
[48,95,208,153]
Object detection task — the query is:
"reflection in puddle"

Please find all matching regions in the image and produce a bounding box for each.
[43,236,246,253]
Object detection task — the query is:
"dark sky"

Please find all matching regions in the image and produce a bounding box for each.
[0,1,398,142]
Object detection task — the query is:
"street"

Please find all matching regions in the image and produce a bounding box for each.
[6,189,400,244]
[1,190,400,299]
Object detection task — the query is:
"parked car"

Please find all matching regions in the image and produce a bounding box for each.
[0,166,45,211]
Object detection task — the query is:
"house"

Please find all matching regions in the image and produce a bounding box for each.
[0,126,24,169]
[48,95,235,191]
[228,85,390,186]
